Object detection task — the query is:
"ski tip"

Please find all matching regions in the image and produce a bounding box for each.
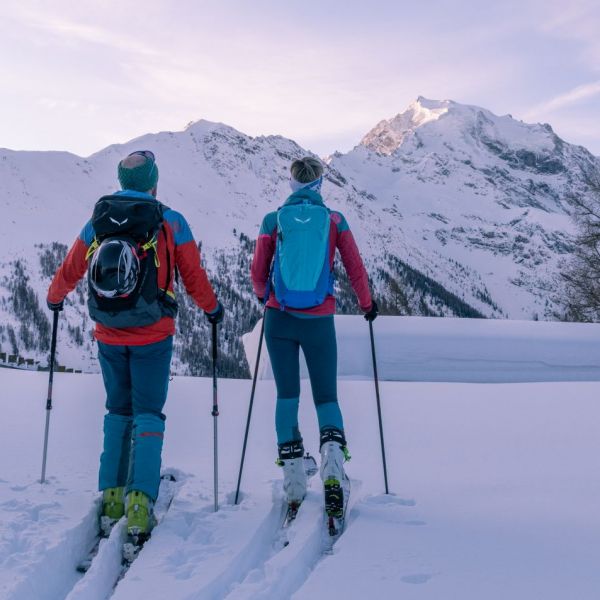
[327,514,346,538]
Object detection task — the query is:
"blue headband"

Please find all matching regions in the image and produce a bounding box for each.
[290,175,323,194]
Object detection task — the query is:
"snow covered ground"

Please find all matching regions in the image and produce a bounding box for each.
[1,321,599,600]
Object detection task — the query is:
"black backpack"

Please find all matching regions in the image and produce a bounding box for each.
[86,194,177,328]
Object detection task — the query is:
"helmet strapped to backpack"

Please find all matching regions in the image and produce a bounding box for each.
[86,194,177,328]
[89,239,140,298]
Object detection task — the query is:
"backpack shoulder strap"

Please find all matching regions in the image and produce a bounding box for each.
[160,223,173,298]
[85,237,100,261]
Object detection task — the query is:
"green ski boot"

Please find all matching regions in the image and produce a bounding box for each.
[126,490,156,540]
[100,486,125,536]
[123,490,156,563]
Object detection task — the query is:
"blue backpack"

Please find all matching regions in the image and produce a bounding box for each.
[272,200,333,309]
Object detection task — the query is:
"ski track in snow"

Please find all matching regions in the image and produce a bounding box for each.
[111,476,365,600]
[0,479,100,600]
[63,472,184,600]
[219,479,363,600]
[0,471,416,600]
[107,478,300,600]
[66,519,127,600]
[180,484,291,600]
[0,474,184,600]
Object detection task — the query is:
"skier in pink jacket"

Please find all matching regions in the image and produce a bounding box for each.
[251,156,378,527]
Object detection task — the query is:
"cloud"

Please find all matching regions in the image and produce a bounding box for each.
[524,81,600,118]
[7,6,159,57]
[537,0,600,70]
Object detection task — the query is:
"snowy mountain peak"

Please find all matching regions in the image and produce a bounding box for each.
[414,96,452,111]
[360,97,450,155]
[359,97,564,158]
[184,118,237,137]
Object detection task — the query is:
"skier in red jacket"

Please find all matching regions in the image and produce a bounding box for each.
[47,150,223,543]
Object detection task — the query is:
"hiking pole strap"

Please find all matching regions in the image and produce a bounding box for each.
[369,320,389,494]
[41,310,59,483]
[234,311,265,504]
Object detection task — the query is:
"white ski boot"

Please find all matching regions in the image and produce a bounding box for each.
[278,440,307,506]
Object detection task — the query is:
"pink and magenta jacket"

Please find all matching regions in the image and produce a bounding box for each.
[47,191,218,346]
[251,189,372,316]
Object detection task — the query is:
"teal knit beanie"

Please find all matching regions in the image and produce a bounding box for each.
[118,151,159,192]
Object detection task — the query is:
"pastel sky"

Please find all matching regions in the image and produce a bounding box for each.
[1,0,599,157]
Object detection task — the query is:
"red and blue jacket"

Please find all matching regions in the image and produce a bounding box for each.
[251,190,373,316]
[47,190,218,346]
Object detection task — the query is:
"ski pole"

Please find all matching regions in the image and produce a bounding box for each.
[369,319,389,494]
[40,310,59,484]
[211,321,219,512]
[234,312,265,505]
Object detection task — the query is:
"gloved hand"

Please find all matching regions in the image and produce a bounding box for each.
[363,300,379,322]
[256,295,265,305]
[205,301,224,325]
[47,299,64,312]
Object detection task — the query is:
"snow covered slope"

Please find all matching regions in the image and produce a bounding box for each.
[1,98,599,375]
[1,316,599,599]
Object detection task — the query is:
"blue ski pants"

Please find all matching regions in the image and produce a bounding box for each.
[264,309,344,444]
[97,336,173,501]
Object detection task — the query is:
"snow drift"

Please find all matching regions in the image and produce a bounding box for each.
[243,315,600,383]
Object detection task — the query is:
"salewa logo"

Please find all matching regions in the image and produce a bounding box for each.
[109,217,129,227]
[294,217,311,224]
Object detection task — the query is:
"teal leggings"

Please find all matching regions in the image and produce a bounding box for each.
[264,309,344,444]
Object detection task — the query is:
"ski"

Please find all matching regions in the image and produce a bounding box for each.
[325,474,350,539]
[111,473,177,590]
[282,500,301,528]
[121,473,177,567]
[77,473,178,578]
